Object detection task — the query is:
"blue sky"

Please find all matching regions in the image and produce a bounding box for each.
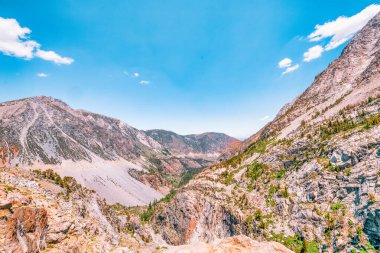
[0,1,379,138]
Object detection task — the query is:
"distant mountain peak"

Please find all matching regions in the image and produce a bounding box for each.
[0,96,236,206]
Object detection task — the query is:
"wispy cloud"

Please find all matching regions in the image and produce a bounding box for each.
[0,17,73,64]
[278,58,299,75]
[36,72,48,77]
[282,64,300,75]
[307,4,380,51]
[139,80,150,85]
[303,45,324,62]
[35,49,73,65]
[123,70,150,85]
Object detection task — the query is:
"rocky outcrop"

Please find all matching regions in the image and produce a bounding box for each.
[2,207,48,253]
[0,190,48,253]
[0,168,139,252]
[364,209,380,248]
[154,191,244,245]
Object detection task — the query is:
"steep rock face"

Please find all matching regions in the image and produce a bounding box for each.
[153,12,380,252]
[154,191,243,245]
[0,96,236,205]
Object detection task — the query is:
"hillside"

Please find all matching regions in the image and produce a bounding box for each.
[151,12,380,252]
[0,96,237,206]
[0,167,293,252]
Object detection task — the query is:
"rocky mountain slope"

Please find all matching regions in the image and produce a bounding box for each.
[0,96,237,206]
[0,167,293,252]
[151,12,380,252]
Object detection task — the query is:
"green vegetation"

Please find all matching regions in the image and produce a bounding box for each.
[220,169,238,185]
[245,137,271,156]
[140,201,156,223]
[146,157,205,188]
[317,113,380,140]
[178,167,203,187]
[254,209,263,221]
[140,189,176,223]
[4,185,15,193]
[323,202,347,243]
[349,242,377,253]
[363,242,376,252]
[330,203,343,211]
[246,162,267,181]
[215,136,273,169]
[324,161,342,172]
[269,232,318,253]
[244,209,274,232]
[33,169,80,196]
[306,241,319,253]
[368,193,376,204]
[279,185,289,198]
[276,167,287,179]
[265,184,279,207]
[161,189,176,202]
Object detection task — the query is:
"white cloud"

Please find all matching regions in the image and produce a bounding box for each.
[0,17,73,64]
[36,72,48,77]
[303,45,324,62]
[278,57,299,75]
[133,72,139,77]
[307,4,380,50]
[139,80,150,85]
[282,64,300,75]
[35,49,73,65]
[0,17,38,59]
[278,58,292,68]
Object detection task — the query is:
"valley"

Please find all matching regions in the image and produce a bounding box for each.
[1,6,380,253]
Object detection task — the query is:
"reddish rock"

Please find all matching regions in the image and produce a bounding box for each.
[1,207,47,253]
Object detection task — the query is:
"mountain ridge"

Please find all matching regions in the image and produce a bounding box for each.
[151,12,380,252]
[0,95,237,206]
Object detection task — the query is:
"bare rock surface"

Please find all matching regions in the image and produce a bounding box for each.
[166,235,294,253]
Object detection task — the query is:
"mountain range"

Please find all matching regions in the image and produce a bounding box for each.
[0,96,237,205]
[1,9,380,253]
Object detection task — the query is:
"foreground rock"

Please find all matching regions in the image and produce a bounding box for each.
[0,168,141,252]
[166,235,294,253]
[0,206,47,253]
